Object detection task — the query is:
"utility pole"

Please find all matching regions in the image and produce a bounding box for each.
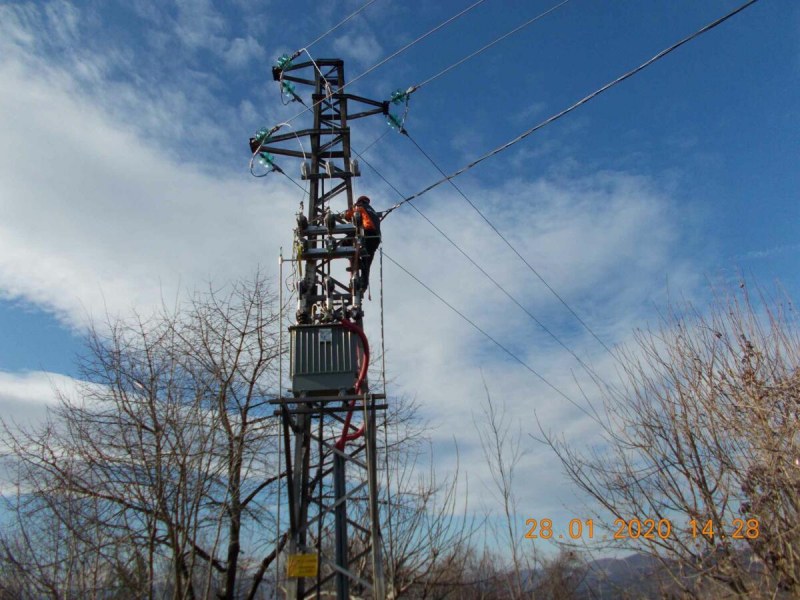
[256,57,388,599]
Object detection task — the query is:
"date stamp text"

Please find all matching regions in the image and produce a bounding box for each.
[524,518,760,541]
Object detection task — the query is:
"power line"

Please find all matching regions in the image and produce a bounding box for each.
[347,0,490,92]
[351,0,574,179]
[283,0,490,126]
[279,0,561,166]
[303,0,380,50]
[382,251,601,424]
[401,130,621,364]
[379,0,763,364]
[276,169,308,195]
[359,128,392,156]
[354,146,609,382]
[383,0,762,214]
[409,0,573,94]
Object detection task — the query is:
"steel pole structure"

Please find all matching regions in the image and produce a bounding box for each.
[260,58,387,600]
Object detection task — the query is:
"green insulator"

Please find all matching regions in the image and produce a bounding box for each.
[277,53,293,69]
[387,113,403,130]
[254,127,270,145]
[390,89,407,105]
[281,80,296,97]
[257,152,275,168]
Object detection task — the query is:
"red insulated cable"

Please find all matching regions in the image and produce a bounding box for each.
[335,318,370,450]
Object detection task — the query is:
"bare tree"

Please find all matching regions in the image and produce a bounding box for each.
[0,480,149,599]
[1,274,286,599]
[1,275,494,599]
[370,396,479,599]
[474,381,532,599]
[545,284,800,598]
[531,549,586,600]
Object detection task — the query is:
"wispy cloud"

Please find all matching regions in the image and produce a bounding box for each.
[332,31,383,66]
[0,38,296,328]
[378,167,699,443]
[44,0,80,43]
[736,243,800,261]
[0,371,77,406]
[0,370,89,431]
[224,35,266,69]
[174,0,227,52]
[513,100,548,124]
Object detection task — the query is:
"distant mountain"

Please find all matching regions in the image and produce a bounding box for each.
[577,553,669,599]
[573,549,794,599]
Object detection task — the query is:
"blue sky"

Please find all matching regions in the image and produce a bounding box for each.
[1,0,798,550]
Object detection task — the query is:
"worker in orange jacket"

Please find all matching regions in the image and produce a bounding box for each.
[344,195,381,289]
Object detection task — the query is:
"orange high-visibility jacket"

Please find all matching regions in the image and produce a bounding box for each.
[345,205,379,232]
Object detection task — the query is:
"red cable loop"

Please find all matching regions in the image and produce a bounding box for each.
[335,318,370,450]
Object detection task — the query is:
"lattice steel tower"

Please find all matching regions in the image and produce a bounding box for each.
[255,57,388,600]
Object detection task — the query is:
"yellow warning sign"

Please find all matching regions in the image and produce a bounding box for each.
[287,553,318,578]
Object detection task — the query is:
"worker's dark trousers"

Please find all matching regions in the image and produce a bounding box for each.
[360,232,381,288]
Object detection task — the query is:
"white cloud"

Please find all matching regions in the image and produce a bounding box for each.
[513,100,548,124]
[0,370,86,431]
[43,0,80,46]
[0,3,40,50]
[0,51,296,329]
[332,32,382,66]
[174,0,227,52]
[224,36,265,69]
[738,243,800,261]
[0,370,76,406]
[0,2,233,160]
[364,165,702,523]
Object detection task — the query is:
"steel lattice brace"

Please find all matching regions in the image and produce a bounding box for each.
[271,395,386,599]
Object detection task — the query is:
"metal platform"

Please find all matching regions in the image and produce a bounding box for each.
[270,393,387,416]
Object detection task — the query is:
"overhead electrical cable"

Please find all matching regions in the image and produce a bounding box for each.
[354,147,610,386]
[345,0,490,90]
[355,0,573,158]
[303,0,380,50]
[282,0,490,125]
[277,170,309,195]
[401,130,621,364]
[382,0,762,214]
[407,0,573,95]
[282,0,568,144]
[277,0,380,101]
[276,0,569,161]
[382,251,602,424]
[359,128,392,156]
